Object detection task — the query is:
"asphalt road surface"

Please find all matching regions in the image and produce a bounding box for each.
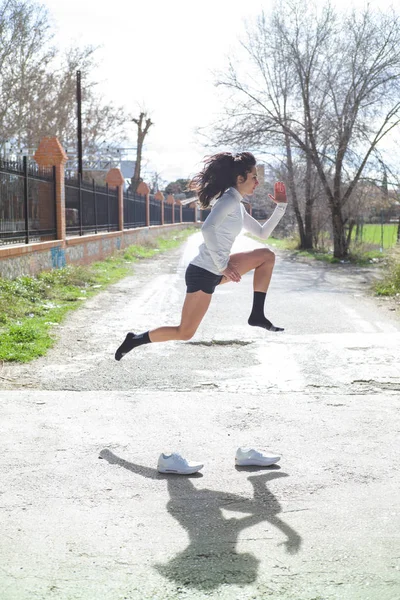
[1,231,400,600]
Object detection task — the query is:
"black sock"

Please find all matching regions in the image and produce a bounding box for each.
[248,291,284,332]
[115,331,151,361]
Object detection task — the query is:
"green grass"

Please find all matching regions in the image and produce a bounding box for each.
[254,236,298,251]
[352,223,398,249]
[374,248,400,297]
[298,250,340,263]
[256,236,341,263]
[0,228,196,362]
[255,231,400,296]
[257,233,395,265]
[347,244,386,266]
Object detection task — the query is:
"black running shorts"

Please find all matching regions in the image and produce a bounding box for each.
[185,263,223,294]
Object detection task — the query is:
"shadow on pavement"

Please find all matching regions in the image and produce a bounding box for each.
[99,449,302,591]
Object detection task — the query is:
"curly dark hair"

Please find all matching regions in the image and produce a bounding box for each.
[189,151,256,208]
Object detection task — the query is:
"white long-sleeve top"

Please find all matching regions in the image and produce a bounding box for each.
[191,187,287,275]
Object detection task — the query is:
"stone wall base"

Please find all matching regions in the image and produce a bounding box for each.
[0,224,197,279]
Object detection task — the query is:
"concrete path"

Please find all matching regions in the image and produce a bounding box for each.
[1,232,400,600]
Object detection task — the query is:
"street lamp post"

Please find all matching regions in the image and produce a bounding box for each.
[77,70,83,179]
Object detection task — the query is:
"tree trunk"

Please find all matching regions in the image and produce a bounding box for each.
[303,152,314,250]
[304,202,314,249]
[331,202,349,258]
[130,113,153,193]
[284,133,309,249]
[346,219,356,249]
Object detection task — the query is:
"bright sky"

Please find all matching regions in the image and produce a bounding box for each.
[41,0,397,184]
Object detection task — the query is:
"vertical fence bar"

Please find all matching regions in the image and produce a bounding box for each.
[106,183,110,232]
[23,156,29,244]
[93,179,98,234]
[118,186,123,231]
[78,174,83,236]
[52,166,57,237]
[145,191,150,227]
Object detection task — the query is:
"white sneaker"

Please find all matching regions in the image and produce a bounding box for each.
[235,447,281,467]
[157,452,204,475]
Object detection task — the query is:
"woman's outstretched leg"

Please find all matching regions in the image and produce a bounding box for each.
[114,290,212,360]
[149,290,212,342]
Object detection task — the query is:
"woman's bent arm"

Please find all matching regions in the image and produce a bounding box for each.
[242,203,287,240]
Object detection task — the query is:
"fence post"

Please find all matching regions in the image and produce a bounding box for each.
[106,168,124,231]
[179,200,183,223]
[137,182,150,227]
[155,191,164,225]
[34,137,68,243]
[106,183,111,232]
[167,194,175,224]
[23,156,29,244]
[93,180,98,234]
[78,175,83,236]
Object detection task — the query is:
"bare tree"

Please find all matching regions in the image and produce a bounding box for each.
[0,0,130,159]
[148,170,168,194]
[130,112,153,192]
[214,1,400,258]
[0,0,55,149]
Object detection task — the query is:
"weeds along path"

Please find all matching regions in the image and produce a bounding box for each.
[0,244,185,390]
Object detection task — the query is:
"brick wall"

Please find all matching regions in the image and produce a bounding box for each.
[0,224,195,279]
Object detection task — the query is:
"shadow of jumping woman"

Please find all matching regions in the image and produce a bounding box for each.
[99,449,302,591]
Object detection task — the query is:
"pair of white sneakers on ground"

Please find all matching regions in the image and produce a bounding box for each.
[157,447,281,475]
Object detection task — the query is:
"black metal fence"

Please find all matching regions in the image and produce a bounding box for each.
[0,157,56,245]
[164,202,173,224]
[182,205,196,222]
[65,176,119,235]
[124,189,146,229]
[199,208,211,222]
[1,161,197,246]
[149,194,161,226]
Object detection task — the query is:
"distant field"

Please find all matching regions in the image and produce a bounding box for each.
[352,223,398,248]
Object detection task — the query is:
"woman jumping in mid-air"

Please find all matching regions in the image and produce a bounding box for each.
[114,151,288,474]
[115,151,287,360]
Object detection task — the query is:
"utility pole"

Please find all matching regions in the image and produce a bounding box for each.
[130,112,153,192]
[77,70,83,179]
